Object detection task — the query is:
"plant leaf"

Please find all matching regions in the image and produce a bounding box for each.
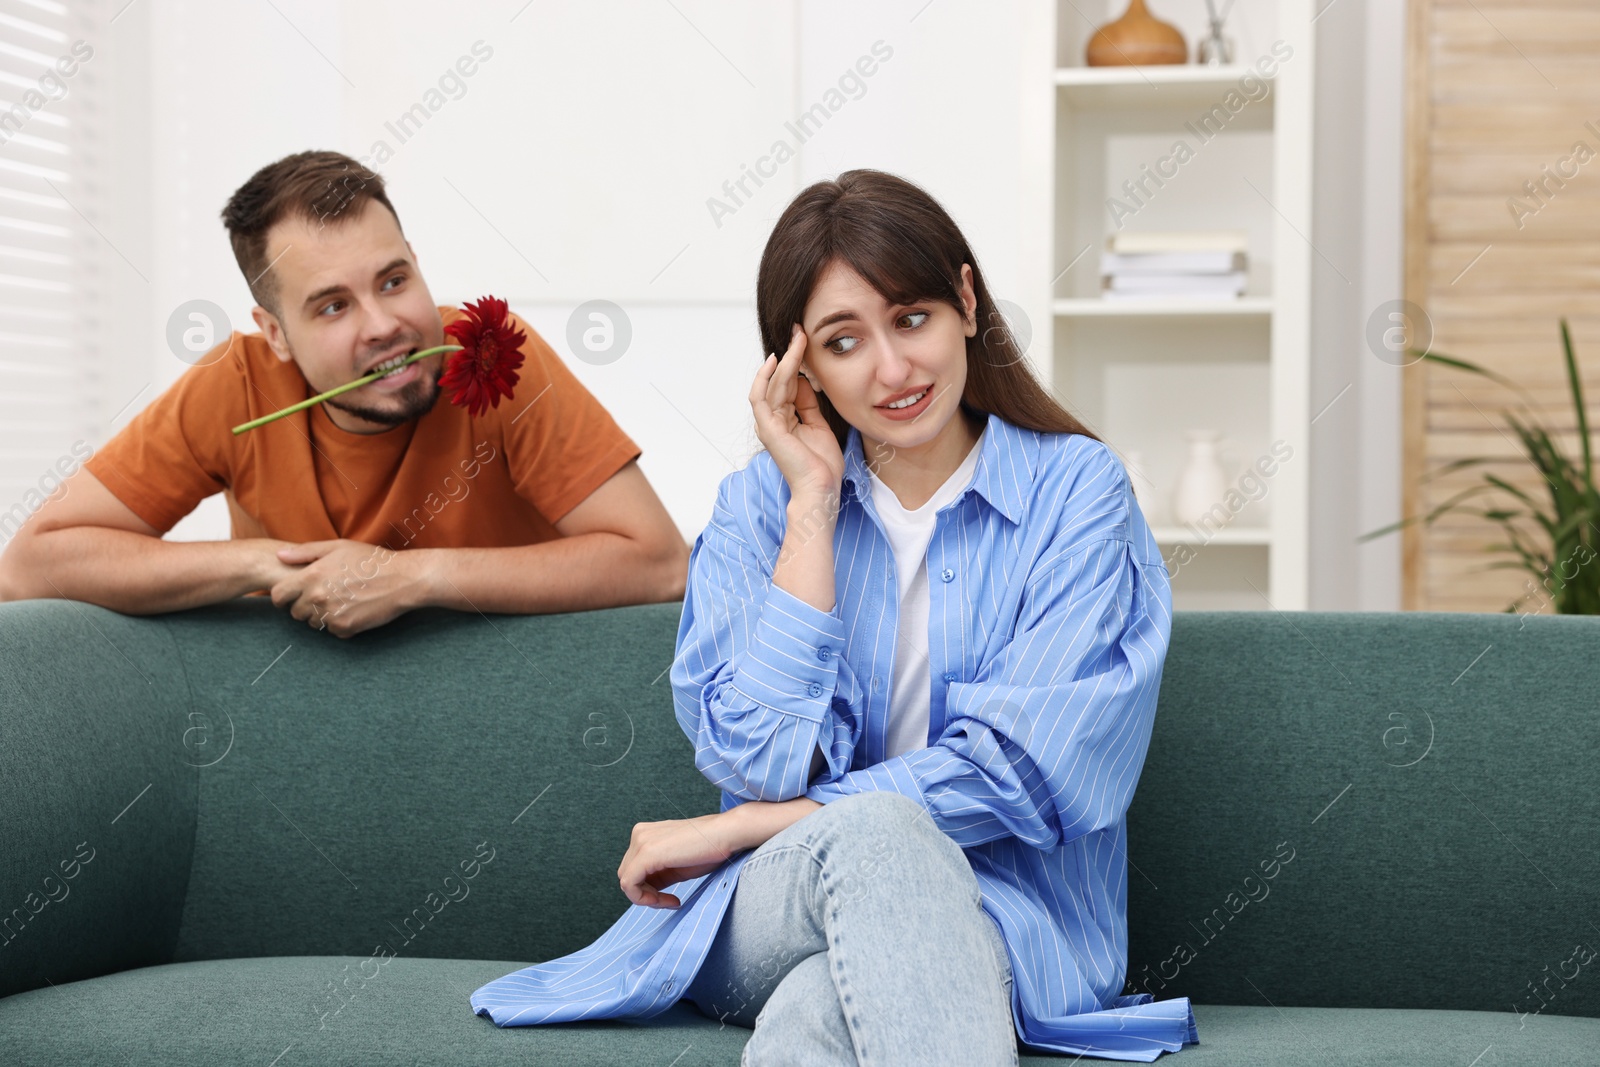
[1421,457,1493,484]
[1422,350,1532,403]
[1561,318,1593,483]
[1356,484,1499,542]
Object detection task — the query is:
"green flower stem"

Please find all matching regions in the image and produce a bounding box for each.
[230,344,463,435]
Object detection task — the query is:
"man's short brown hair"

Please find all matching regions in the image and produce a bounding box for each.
[221,150,403,314]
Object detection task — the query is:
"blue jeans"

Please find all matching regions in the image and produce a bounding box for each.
[684,791,1018,1066]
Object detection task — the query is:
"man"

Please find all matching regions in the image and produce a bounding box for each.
[0,151,688,636]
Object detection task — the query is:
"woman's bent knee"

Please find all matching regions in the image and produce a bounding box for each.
[814,791,935,844]
[810,792,977,899]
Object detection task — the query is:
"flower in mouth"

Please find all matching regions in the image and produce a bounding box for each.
[230,294,526,434]
[441,295,527,417]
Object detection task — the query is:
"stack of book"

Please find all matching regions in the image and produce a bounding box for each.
[1100,231,1249,302]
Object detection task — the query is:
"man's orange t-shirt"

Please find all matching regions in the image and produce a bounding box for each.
[86,306,641,552]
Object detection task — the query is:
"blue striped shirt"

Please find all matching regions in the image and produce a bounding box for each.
[472,412,1198,1061]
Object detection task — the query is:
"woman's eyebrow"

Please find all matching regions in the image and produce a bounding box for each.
[811,309,858,331]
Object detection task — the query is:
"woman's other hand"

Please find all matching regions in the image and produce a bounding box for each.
[750,324,844,506]
[617,814,736,909]
[616,800,824,908]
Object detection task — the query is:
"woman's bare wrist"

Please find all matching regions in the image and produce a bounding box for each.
[719,798,823,854]
[774,492,839,612]
[786,488,840,526]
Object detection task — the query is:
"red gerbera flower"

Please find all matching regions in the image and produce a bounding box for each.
[441,295,526,417]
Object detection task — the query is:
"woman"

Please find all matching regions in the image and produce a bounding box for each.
[472,170,1198,1063]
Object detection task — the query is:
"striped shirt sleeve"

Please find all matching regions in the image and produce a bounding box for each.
[670,478,865,803]
[805,535,1171,851]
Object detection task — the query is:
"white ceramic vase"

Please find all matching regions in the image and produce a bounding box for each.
[1171,431,1229,527]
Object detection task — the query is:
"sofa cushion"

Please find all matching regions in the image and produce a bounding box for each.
[1169,1003,1595,1066]
[0,956,746,1066]
[0,956,1592,1066]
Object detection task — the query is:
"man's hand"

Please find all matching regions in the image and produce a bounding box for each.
[270,539,432,638]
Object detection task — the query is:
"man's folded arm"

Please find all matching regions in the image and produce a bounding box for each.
[0,461,690,622]
[0,468,295,613]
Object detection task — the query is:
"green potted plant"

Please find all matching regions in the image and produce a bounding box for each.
[1363,319,1600,615]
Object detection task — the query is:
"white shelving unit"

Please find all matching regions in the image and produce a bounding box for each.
[1052,297,1275,319]
[1018,0,1314,611]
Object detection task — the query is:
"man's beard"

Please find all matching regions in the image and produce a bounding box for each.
[326,371,442,427]
[280,317,443,428]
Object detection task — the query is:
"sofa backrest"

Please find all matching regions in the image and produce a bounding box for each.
[0,597,719,1001]
[1,599,1596,1021]
[156,598,717,971]
[1125,610,1600,1021]
[0,600,198,998]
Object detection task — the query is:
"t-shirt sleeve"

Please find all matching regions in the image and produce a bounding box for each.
[84,341,246,534]
[499,317,642,525]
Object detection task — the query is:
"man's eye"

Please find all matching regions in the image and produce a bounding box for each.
[320,300,345,316]
[383,275,405,291]
[897,311,929,329]
[824,335,860,355]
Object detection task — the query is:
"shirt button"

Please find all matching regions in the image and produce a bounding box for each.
[871,676,881,691]
[943,672,956,683]
[806,682,822,697]
[816,645,831,661]
[941,568,955,582]
[661,978,675,994]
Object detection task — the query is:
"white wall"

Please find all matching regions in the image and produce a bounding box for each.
[1307,0,1404,609]
[115,0,1038,543]
[90,0,1402,607]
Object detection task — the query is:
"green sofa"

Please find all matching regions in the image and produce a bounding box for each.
[1,597,1595,1065]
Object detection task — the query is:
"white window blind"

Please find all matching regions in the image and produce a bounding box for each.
[0,0,95,544]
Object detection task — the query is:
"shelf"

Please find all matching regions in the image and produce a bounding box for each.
[1037,0,1312,608]
[1150,525,1272,546]
[1053,297,1273,318]
[1054,65,1273,110]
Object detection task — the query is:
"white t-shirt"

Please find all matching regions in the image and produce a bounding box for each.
[867,428,985,759]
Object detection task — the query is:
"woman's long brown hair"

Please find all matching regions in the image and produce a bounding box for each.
[755,169,1099,448]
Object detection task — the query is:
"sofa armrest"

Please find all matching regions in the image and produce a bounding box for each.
[0,600,197,998]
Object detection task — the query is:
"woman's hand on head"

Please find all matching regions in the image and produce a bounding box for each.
[750,324,845,505]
